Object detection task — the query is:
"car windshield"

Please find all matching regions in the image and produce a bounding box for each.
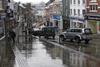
[73,29,82,32]
[42,27,55,32]
[66,29,82,33]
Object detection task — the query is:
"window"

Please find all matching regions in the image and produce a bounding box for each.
[74,29,82,33]
[82,10,85,15]
[70,9,72,15]
[78,9,80,16]
[70,29,82,33]
[83,0,85,4]
[74,0,76,4]
[74,9,76,15]
[78,0,80,4]
[90,5,98,11]
[84,28,92,34]
[0,1,2,9]
[8,0,10,2]
[70,0,72,4]
[90,0,97,2]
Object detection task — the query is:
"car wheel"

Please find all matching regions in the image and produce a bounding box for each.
[85,39,89,44]
[53,36,55,39]
[75,37,81,43]
[44,36,48,39]
[59,36,64,44]
[70,39,73,42]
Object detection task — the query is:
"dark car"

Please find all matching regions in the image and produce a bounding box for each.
[42,27,56,39]
[32,28,43,37]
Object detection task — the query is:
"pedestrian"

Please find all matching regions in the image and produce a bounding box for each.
[9,30,16,43]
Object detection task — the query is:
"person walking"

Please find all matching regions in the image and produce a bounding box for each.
[9,30,16,43]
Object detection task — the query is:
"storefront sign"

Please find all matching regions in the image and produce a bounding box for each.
[70,17,85,22]
[86,15,100,20]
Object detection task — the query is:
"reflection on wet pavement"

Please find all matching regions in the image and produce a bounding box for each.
[18,38,100,67]
[19,39,65,67]
[62,39,100,58]
[48,36,100,59]
[0,39,18,67]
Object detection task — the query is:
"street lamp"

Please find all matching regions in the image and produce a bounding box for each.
[5,6,14,40]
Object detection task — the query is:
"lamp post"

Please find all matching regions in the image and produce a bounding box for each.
[5,6,12,38]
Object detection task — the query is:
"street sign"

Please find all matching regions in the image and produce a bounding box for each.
[52,15,60,20]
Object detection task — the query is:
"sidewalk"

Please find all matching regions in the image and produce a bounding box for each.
[92,34,100,39]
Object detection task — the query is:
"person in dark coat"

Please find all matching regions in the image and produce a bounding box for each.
[9,30,16,43]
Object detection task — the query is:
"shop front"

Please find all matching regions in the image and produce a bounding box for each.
[97,21,100,33]
[86,15,100,34]
[70,17,85,28]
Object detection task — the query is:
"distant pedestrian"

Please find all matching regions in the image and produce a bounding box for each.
[9,30,16,43]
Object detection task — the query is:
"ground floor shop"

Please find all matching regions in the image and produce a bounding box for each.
[97,21,100,33]
[87,20,100,34]
[86,14,100,34]
[70,18,86,28]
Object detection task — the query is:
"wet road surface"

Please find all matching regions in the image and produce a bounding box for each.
[0,39,18,67]
[18,38,66,67]
[0,36,100,67]
[17,37,100,67]
[44,36,100,59]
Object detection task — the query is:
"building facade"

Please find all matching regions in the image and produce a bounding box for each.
[0,0,8,37]
[34,2,46,28]
[86,0,100,33]
[62,0,70,30]
[45,0,63,31]
[70,0,86,28]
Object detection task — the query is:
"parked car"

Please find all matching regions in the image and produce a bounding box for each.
[32,28,43,37]
[42,27,56,39]
[59,28,92,44]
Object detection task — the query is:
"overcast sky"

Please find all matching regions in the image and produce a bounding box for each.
[14,0,49,4]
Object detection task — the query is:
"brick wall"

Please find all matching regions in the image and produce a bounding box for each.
[86,0,100,14]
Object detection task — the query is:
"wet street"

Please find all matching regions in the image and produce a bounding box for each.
[0,39,18,67]
[0,36,100,67]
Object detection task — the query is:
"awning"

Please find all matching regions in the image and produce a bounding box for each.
[85,14,100,20]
